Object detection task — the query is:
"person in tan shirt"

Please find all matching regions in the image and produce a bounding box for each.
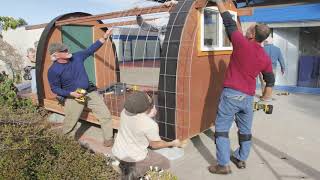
[112,91,181,178]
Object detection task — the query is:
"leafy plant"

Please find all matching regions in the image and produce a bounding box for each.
[0,16,27,31]
[0,106,119,180]
[0,72,119,179]
[0,37,24,79]
[143,166,178,180]
[0,72,35,110]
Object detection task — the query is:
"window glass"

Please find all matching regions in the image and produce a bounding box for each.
[201,7,237,51]
[203,8,219,48]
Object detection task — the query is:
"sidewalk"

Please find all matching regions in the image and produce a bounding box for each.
[170,93,320,180]
[61,92,320,180]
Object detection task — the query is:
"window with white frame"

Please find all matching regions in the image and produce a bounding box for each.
[201,7,237,51]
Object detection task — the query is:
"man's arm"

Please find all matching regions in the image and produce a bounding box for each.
[214,0,237,39]
[48,70,71,97]
[136,15,164,33]
[149,139,181,149]
[277,48,286,74]
[77,29,112,60]
[261,62,275,99]
[144,123,181,149]
[261,72,274,100]
[48,69,84,98]
[212,0,248,50]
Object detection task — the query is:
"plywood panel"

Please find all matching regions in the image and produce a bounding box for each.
[176,1,233,139]
[43,27,62,100]
[62,25,96,84]
[43,99,120,129]
[94,27,119,89]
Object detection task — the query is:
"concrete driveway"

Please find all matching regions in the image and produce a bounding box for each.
[54,92,320,180]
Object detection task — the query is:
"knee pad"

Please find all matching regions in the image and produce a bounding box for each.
[238,132,252,144]
[214,132,229,144]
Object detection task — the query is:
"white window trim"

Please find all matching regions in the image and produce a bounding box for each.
[200,7,237,51]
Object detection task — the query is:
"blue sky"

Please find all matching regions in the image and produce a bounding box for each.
[0,0,159,25]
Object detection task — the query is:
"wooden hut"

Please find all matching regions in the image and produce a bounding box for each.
[36,0,252,140]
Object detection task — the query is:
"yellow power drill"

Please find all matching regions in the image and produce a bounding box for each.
[75,88,87,103]
[253,102,273,114]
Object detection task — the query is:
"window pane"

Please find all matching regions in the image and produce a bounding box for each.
[203,9,219,48]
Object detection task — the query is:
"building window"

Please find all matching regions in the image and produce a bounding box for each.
[201,7,237,51]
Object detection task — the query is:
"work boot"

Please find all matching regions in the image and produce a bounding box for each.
[230,155,246,169]
[104,138,114,147]
[208,164,232,174]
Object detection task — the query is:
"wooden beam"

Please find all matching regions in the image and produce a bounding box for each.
[194,0,207,9]
[25,23,48,30]
[237,7,253,16]
[95,18,157,28]
[55,5,173,26]
[43,99,120,129]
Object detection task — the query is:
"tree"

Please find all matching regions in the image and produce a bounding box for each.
[0,16,28,31]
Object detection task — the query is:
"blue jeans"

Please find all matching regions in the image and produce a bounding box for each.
[215,88,254,166]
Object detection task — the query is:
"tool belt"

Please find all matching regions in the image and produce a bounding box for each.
[87,84,97,93]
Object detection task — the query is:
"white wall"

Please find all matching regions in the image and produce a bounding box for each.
[2,27,44,67]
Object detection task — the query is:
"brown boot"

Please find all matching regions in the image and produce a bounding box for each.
[208,164,232,174]
[230,155,246,169]
[104,138,114,147]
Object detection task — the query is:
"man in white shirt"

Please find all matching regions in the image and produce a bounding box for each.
[112,91,181,177]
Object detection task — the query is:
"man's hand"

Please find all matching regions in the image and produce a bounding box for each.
[70,91,83,98]
[99,28,113,43]
[281,69,285,75]
[259,96,272,102]
[147,105,157,118]
[171,139,182,147]
[164,0,178,7]
[104,28,113,39]
[209,0,227,13]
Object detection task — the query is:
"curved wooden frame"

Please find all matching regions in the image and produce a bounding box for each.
[36,0,249,140]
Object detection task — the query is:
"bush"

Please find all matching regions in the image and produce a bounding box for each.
[0,72,34,111]
[143,167,178,180]
[0,106,119,180]
[0,73,119,179]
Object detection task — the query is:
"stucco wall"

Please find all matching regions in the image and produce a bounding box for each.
[2,27,44,67]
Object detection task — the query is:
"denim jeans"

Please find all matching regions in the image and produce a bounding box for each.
[215,88,254,166]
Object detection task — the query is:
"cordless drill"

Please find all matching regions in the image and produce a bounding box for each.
[276,92,290,96]
[253,102,273,114]
[75,88,87,103]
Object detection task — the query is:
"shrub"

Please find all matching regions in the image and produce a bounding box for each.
[0,106,119,180]
[0,72,34,111]
[0,73,119,179]
[143,167,178,180]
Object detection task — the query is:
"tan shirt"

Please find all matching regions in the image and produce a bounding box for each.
[112,110,161,162]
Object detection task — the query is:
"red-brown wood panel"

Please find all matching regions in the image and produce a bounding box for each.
[176,0,242,139]
[43,27,62,100]
[93,27,118,89]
